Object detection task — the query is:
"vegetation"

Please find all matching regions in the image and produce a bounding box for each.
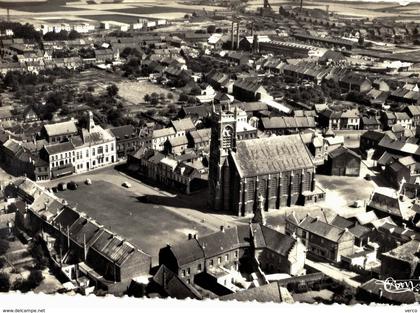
[0,21,41,41]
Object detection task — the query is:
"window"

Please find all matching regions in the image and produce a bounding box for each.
[187,268,190,275]
[111,144,114,151]
[86,150,89,157]
[105,145,108,153]
[98,146,103,154]
[92,148,95,156]
[209,260,213,267]
[198,264,202,271]
[225,254,229,261]
[218,257,221,264]
[182,270,185,277]
[235,251,238,258]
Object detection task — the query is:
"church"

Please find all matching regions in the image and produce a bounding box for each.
[208,105,324,216]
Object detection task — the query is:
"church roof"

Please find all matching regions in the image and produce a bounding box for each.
[231,134,314,178]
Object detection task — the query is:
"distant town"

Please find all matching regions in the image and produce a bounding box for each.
[0,0,420,306]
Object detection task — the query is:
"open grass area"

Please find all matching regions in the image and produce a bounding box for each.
[117,80,177,105]
[56,180,214,264]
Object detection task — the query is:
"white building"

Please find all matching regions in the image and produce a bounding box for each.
[43,112,117,179]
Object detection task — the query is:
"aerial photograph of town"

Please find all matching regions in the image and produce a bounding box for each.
[0,0,419,311]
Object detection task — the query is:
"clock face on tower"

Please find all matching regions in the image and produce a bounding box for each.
[222,126,234,150]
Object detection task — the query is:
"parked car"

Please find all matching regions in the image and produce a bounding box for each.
[58,182,67,191]
[122,181,132,188]
[68,181,78,190]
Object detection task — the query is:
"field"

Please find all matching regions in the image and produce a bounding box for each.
[117,80,178,105]
[249,0,420,20]
[56,180,214,265]
[0,0,221,25]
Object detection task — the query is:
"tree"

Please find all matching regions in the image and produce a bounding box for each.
[168,104,177,114]
[107,84,119,98]
[167,93,174,100]
[207,25,216,34]
[179,93,189,102]
[0,272,10,292]
[144,94,151,102]
[68,30,81,40]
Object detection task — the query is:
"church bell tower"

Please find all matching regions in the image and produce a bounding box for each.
[208,104,238,211]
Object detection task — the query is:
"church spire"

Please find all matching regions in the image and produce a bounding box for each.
[252,193,266,225]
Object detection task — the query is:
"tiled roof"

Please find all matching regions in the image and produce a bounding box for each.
[261,116,316,130]
[360,278,419,304]
[152,127,176,139]
[153,265,202,300]
[231,134,314,178]
[289,214,354,243]
[43,120,77,137]
[44,141,74,155]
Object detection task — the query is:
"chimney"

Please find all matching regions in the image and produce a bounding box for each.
[236,22,240,50]
[188,233,193,240]
[231,21,235,50]
[252,34,259,54]
[220,225,225,232]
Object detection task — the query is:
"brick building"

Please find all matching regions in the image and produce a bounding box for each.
[208,105,324,216]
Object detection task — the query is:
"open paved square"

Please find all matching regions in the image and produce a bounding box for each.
[56,180,215,265]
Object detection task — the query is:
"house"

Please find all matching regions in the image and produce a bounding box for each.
[341,109,361,130]
[131,149,205,194]
[358,278,420,304]
[338,73,372,93]
[109,125,140,158]
[285,213,355,263]
[318,50,346,65]
[318,109,342,130]
[380,240,420,280]
[384,156,420,189]
[165,136,189,155]
[361,116,381,131]
[405,105,420,127]
[324,146,361,177]
[148,127,176,151]
[170,118,196,137]
[159,223,306,285]
[187,128,211,151]
[394,112,413,130]
[152,264,203,300]
[94,49,114,63]
[40,112,117,179]
[360,130,385,156]
[232,79,272,102]
[226,51,251,66]
[41,120,78,143]
[367,187,418,227]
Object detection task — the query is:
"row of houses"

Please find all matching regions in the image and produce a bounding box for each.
[4,178,151,294]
